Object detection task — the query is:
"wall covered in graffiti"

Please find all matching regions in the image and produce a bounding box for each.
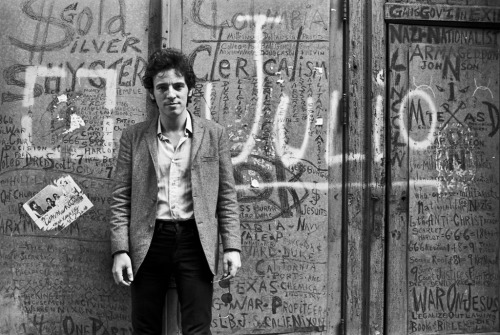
[0,0,334,334]
[3,0,497,334]
[0,1,149,334]
[183,0,331,333]
[388,23,500,334]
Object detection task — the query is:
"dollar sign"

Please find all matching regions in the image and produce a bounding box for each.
[310,183,320,205]
[8,0,75,53]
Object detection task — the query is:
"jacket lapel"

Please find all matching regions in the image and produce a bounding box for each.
[145,118,159,173]
[190,113,205,163]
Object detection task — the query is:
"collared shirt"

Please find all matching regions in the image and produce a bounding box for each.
[155,113,194,221]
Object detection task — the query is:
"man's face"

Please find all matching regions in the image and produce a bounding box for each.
[150,69,192,119]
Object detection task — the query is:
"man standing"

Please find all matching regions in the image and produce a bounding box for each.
[110,48,241,335]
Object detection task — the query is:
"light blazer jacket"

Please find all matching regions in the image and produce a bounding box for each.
[110,113,241,276]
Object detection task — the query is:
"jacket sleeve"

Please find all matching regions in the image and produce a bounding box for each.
[109,128,133,255]
[216,127,242,252]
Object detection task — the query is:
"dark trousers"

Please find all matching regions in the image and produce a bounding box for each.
[131,220,214,335]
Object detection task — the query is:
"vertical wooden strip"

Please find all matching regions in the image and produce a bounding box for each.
[386,22,410,335]
[169,0,183,49]
[326,0,345,333]
[162,0,170,48]
[149,0,163,53]
[161,0,182,49]
[368,0,387,334]
[149,0,163,116]
[346,0,368,334]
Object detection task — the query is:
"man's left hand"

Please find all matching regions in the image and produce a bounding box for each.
[222,250,241,280]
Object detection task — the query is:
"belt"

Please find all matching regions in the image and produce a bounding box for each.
[155,219,196,231]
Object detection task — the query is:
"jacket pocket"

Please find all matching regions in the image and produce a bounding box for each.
[201,156,217,162]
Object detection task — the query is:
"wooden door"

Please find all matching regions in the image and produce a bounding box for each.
[386,2,500,334]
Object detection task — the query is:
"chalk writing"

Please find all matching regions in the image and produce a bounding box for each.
[0,1,148,333]
[396,34,500,334]
[386,4,500,23]
[185,1,330,332]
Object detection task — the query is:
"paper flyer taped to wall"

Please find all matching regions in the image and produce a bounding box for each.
[23,175,93,231]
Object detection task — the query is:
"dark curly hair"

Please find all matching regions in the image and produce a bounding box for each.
[142,48,196,97]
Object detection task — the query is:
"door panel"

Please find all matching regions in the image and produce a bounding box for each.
[387,22,500,334]
[179,0,341,333]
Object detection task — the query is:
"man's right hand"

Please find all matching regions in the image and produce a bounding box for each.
[112,252,134,286]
